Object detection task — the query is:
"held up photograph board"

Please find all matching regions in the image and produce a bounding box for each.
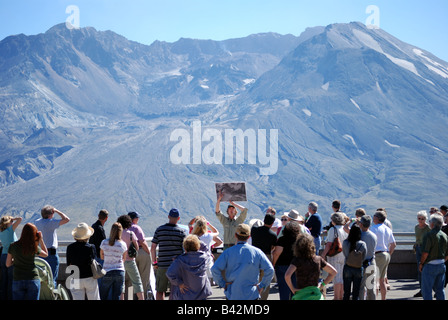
[215,182,247,202]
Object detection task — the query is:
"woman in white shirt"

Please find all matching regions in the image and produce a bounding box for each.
[99,222,127,300]
[321,212,349,300]
[191,217,222,284]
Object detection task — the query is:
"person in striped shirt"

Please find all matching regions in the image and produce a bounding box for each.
[151,208,187,300]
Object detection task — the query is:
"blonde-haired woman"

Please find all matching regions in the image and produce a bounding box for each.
[100,222,127,300]
[191,217,222,251]
[191,217,222,284]
[0,215,22,300]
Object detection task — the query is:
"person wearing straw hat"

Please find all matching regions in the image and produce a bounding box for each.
[66,222,100,300]
[277,209,309,238]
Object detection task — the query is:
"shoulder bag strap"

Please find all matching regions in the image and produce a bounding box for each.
[333,226,339,238]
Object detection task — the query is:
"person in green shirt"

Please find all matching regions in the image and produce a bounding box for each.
[413,210,431,297]
[6,223,48,300]
[419,214,448,300]
[215,192,248,249]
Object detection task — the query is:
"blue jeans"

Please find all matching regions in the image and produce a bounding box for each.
[1,253,14,300]
[12,279,41,300]
[42,254,59,287]
[275,265,296,300]
[421,263,446,300]
[100,270,125,300]
[343,264,363,300]
[313,236,321,255]
[415,245,422,287]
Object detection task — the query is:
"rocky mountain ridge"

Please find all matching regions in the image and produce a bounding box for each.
[1,22,447,235]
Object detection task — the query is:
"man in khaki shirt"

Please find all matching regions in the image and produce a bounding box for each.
[215,192,247,249]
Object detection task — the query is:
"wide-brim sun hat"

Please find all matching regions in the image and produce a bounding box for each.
[287,209,300,221]
[249,218,263,228]
[72,222,94,240]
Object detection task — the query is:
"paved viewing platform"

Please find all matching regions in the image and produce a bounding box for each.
[208,278,423,300]
[4,232,443,301]
[52,232,445,301]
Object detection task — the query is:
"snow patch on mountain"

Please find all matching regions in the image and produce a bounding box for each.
[413,48,448,78]
[385,140,400,148]
[353,29,420,77]
[243,78,255,85]
[302,109,312,117]
[350,98,361,111]
[343,134,364,155]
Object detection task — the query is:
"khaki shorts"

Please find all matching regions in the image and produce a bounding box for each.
[155,268,170,293]
[375,251,391,280]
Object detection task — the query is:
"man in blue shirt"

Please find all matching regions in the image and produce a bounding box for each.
[305,202,322,255]
[211,224,274,300]
[34,205,70,287]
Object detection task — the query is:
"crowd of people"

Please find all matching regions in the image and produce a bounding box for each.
[0,199,447,301]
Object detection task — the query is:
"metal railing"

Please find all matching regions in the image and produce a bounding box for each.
[51,232,416,264]
[1,232,418,281]
[391,232,416,247]
[0,232,416,262]
[55,237,153,264]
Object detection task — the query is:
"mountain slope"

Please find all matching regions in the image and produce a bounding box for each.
[1,22,447,236]
[225,22,448,219]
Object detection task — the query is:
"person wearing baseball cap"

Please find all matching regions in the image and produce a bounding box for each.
[150,208,187,300]
[358,215,378,300]
[168,208,179,218]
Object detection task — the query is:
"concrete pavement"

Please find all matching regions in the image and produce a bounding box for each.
[208,279,430,300]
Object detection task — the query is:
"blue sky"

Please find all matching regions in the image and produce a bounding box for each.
[1,0,447,61]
